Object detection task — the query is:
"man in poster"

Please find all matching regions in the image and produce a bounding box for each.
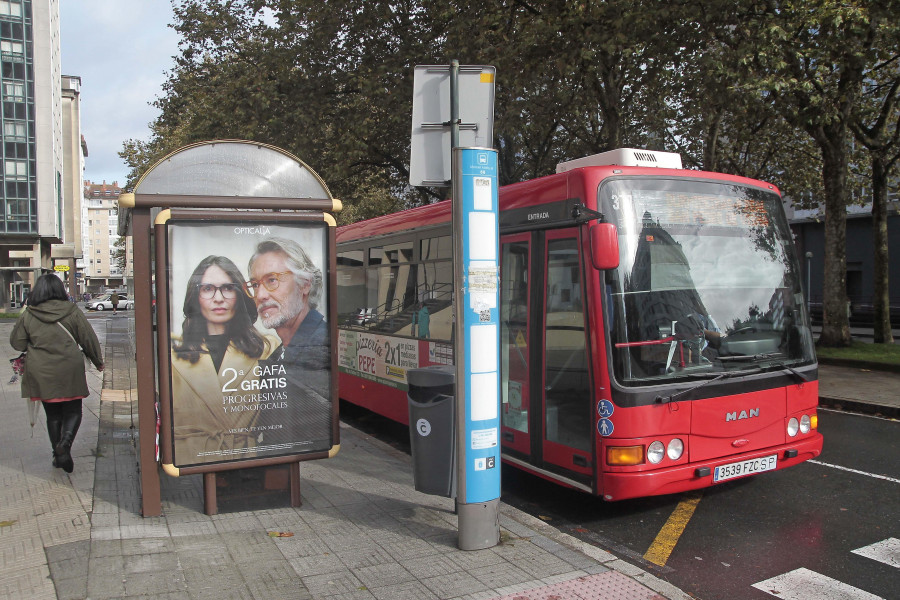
[246,238,332,452]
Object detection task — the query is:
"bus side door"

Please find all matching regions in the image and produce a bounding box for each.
[500,233,531,456]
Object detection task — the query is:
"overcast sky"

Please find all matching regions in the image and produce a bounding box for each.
[60,0,179,187]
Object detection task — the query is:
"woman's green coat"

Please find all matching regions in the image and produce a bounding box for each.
[10,300,103,400]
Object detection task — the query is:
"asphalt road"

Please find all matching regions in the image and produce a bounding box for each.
[498,409,899,600]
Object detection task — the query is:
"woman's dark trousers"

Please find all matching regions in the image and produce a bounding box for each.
[41,399,82,473]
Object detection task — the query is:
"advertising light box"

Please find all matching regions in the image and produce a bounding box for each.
[164,219,333,468]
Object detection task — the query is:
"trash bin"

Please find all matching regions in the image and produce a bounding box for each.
[407,366,456,497]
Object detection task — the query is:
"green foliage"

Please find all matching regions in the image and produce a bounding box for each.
[119,1,899,262]
[816,341,900,366]
[111,236,127,272]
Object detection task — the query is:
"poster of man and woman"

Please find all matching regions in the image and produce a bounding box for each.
[165,221,333,468]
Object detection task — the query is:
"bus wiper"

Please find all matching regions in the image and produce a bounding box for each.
[720,354,810,383]
[718,352,781,362]
[779,364,810,383]
[655,367,762,404]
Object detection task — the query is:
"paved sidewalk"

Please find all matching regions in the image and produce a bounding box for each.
[1,315,687,600]
[817,363,900,418]
[2,313,896,599]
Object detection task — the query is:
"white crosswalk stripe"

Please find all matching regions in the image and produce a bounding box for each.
[752,567,884,600]
[752,538,899,599]
[851,538,899,569]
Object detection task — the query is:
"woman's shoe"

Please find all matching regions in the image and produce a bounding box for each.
[55,439,74,473]
[56,405,82,475]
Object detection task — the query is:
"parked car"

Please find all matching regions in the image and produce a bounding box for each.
[86,294,132,311]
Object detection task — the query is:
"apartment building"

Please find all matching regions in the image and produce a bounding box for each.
[55,73,86,293]
[82,180,131,293]
[0,0,67,307]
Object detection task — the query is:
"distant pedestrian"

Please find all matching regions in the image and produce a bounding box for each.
[9,274,104,473]
[110,291,120,315]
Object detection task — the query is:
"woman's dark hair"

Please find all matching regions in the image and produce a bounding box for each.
[174,256,266,364]
[28,274,69,306]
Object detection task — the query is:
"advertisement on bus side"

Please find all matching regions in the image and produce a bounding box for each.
[338,330,454,388]
[165,221,333,468]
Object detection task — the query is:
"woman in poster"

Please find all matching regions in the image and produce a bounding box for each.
[171,255,277,466]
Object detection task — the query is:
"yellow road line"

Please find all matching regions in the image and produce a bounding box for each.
[643,491,703,566]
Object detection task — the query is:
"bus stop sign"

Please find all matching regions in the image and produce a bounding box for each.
[410,65,495,187]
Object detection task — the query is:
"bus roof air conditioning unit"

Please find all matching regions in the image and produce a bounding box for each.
[556,148,683,173]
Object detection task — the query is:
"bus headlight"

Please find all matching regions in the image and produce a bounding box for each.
[647,441,665,464]
[607,445,643,466]
[799,414,811,434]
[787,417,799,437]
[667,438,684,460]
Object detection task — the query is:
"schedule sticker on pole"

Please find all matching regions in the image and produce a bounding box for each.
[457,147,501,504]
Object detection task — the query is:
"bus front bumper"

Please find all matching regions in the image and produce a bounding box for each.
[600,432,823,501]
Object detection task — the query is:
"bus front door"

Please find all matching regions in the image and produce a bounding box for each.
[541,230,593,476]
[500,229,593,480]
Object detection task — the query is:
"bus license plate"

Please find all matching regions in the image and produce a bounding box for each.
[713,454,778,483]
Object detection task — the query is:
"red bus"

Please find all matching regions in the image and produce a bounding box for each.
[336,148,822,501]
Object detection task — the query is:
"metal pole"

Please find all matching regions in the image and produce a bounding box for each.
[452,147,501,551]
[450,60,500,550]
[450,60,460,150]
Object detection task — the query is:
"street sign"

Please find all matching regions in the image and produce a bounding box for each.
[410,65,495,187]
[54,265,69,272]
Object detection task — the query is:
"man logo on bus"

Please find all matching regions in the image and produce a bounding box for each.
[726,408,760,421]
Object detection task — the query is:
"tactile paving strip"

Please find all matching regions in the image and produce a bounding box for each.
[489,571,666,600]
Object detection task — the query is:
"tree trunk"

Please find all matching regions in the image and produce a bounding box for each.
[869,155,894,343]
[817,139,852,347]
[703,109,723,172]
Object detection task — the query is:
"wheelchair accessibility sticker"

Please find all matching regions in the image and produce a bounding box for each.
[597,399,614,418]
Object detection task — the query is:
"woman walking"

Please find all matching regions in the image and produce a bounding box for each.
[10,274,103,473]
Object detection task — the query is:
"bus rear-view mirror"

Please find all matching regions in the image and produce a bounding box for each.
[590,223,619,270]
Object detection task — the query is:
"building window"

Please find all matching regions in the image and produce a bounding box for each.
[0,1,22,17]
[1,60,25,79]
[0,39,23,57]
[6,197,26,218]
[2,80,23,101]
[4,159,26,179]
[3,120,25,139]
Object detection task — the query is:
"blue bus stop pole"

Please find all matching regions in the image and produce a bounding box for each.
[452,147,501,550]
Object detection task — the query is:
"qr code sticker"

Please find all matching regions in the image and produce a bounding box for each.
[479,309,491,322]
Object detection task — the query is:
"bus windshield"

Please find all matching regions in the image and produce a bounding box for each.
[600,178,815,386]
